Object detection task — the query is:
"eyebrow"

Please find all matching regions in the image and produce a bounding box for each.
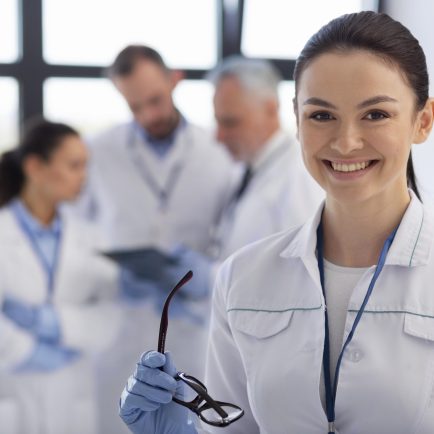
[302,95,398,110]
[356,95,398,109]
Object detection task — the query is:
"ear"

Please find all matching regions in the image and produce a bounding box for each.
[22,155,45,181]
[169,70,184,89]
[413,98,434,144]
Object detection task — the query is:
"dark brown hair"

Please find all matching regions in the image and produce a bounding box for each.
[0,118,79,207]
[107,45,168,79]
[293,11,429,200]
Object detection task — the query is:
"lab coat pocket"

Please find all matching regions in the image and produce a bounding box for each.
[404,313,434,342]
[230,310,295,382]
[0,399,20,434]
[403,314,434,433]
[231,309,294,339]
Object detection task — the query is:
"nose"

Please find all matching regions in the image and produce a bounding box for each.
[330,121,363,155]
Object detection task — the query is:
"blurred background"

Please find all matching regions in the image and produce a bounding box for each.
[1,0,433,199]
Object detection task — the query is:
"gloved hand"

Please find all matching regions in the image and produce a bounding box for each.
[119,351,197,434]
[2,296,60,343]
[119,268,160,301]
[15,341,79,372]
[168,245,213,300]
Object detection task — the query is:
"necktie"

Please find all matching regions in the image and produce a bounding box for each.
[234,166,252,201]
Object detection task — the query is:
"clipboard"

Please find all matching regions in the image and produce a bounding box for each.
[101,247,179,281]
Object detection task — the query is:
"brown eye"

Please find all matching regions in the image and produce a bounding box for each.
[365,111,389,120]
[310,112,334,121]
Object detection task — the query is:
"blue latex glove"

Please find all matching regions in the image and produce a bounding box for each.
[15,341,79,372]
[168,245,212,300]
[119,351,197,434]
[2,296,60,343]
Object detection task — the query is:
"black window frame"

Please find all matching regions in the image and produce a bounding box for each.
[0,0,385,128]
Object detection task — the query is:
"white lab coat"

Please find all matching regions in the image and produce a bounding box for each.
[203,192,434,433]
[213,129,324,260]
[74,120,236,434]
[78,121,236,251]
[0,207,121,434]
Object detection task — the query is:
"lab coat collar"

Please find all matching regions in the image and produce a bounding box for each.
[280,190,433,268]
[250,129,291,173]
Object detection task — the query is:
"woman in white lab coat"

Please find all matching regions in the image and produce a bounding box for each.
[119,11,434,434]
[0,119,121,434]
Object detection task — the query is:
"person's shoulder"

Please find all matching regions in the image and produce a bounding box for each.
[232,223,306,265]
[216,222,308,286]
[0,205,14,226]
[61,212,107,248]
[86,122,131,151]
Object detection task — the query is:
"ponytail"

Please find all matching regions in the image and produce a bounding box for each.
[0,150,25,207]
[407,151,421,201]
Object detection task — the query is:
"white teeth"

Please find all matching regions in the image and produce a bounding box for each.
[331,161,371,172]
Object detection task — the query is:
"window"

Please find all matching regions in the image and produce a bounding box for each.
[43,0,217,69]
[242,0,377,59]
[0,0,19,62]
[44,78,215,136]
[44,78,130,135]
[0,78,19,151]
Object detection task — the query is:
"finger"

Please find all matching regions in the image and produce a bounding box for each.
[134,364,177,392]
[120,385,160,415]
[126,376,174,405]
[141,350,165,368]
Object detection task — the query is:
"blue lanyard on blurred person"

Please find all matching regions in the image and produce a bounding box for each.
[316,222,398,434]
[127,121,191,211]
[11,202,62,297]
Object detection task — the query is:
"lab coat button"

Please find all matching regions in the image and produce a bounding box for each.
[348,349,363,362]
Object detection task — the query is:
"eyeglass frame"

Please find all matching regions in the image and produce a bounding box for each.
[157,270,244,428]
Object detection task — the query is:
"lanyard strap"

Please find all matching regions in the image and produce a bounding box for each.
[12,206,62,296]
[316,223,398,433]
[128,123,190,210]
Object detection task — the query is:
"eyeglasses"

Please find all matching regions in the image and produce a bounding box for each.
[158,270,244,427]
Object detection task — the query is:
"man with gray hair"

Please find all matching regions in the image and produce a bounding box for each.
[162,56,323,282]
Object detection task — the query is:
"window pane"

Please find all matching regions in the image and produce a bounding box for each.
[0,0,19,62]
[173,80,214,129]
[43,0,217,68]
[242,0,377,59]
[43,78,214,137]
[0,78,19,151]
[44,78,131,135]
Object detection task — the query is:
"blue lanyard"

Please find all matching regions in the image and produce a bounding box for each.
[128,122,190,211]
[316,222,398,433]
[12,206,62,297]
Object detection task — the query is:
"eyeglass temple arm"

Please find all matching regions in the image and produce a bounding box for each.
[157,270,193,354]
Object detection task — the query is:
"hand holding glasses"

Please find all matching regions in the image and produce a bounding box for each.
[158,270,244,427]
[119,270,244,434]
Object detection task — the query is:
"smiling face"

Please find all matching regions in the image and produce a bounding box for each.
[295,49,433,208]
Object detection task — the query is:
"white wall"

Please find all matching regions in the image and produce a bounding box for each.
[383,0,434,202]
